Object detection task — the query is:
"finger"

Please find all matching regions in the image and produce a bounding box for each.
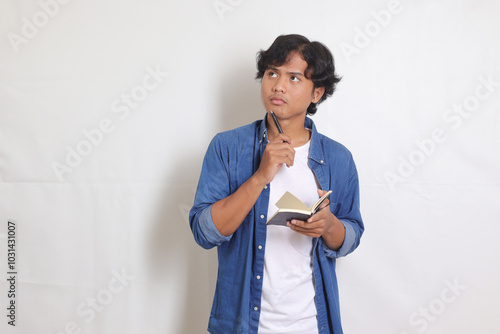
[309,206,326,219]
[289,219,305,227]
[271,148,295,167]
[268,145,296,161]
[264,142,295,160]
[316,189,330,209]
[287,221,323,237]
[266,142,295,158]
[289,219,322,229]
[318,199,330,211]
[269,151,294,168]
[317,189,330,203]
[308,206,330,223]
[274,133,292,145]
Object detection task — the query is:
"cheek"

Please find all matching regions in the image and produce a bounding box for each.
[261,80,272,97]
[261,79,271,92]
[260,84,269,105]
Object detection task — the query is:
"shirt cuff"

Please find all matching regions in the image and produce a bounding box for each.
[199,205,232,246]
[322,219,355,258]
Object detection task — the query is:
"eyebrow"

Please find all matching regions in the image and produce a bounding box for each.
[268,67,305,77]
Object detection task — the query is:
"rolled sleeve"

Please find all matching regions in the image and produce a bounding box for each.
[321,160,364,259]
[321,219,356,258]
[198,205,232,246]
[189,134,233,249]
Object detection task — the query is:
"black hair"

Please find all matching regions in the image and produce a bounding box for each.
[256,34,341,115]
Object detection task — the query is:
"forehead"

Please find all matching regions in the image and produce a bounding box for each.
[268,52,308,74]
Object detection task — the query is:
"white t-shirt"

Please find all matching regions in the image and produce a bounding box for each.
[258,140,320,334]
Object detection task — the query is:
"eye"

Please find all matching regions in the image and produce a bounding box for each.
[268,71,277,78]
[291,76,299,82]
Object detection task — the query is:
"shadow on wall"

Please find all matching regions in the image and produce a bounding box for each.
[146,60,263,333]
[217,59,263,132]
[146,154,216,334]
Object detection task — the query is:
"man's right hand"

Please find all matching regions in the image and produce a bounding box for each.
[254,133,295,187]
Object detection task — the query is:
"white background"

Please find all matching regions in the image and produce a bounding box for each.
[1,0,499,333]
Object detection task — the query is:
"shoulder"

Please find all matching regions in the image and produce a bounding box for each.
[217,120,261,138]
[307,116,354,161]
[204,120,262,160]
[212,120,262,146]
[316,132,354,160]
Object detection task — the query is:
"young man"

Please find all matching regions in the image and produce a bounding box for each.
[189,34,364,334]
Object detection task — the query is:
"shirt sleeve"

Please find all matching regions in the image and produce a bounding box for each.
[321,164,364,258]
[189,134,234,249]
[193,204,232,248]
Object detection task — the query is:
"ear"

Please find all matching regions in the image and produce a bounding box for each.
[312,86,325,103]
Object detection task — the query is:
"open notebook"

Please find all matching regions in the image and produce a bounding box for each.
[266,190,332,226]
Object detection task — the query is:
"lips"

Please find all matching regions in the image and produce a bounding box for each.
[270,95,286,105]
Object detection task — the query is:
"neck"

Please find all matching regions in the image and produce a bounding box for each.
[266,114,311,147]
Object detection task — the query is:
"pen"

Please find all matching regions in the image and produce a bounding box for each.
[311,190,333,215]
[269,110,283,134]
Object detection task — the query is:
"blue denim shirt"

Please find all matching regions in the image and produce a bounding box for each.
[189,116,364,334]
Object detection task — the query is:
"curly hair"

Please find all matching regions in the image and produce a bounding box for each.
[256,34,341,115]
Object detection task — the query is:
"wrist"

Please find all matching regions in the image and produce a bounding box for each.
[251,171,270,189]
[323,216,345,250]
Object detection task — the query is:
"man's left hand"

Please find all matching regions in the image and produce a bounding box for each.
[286,189,333,238]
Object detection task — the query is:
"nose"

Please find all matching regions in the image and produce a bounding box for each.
[272,76,286,93]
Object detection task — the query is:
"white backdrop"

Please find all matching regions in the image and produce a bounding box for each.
[1,0,499,333]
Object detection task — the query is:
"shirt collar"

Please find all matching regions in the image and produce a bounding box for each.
[258,113,268,143]
[306,117,326,165]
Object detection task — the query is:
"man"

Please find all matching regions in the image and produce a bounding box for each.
[189,34,364,334]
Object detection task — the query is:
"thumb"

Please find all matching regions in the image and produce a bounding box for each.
[317,189,327,196]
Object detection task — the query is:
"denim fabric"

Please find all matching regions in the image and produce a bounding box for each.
[189,116,364,334]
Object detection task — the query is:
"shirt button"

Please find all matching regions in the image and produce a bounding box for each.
[320,160,324,164]
[256,275,261,280]
[258,245,262,250]
[254,307,258,311]
[260,214,265,219]
[264,185,268,189]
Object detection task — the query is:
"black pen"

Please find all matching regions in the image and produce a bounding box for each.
[269,110,284,134]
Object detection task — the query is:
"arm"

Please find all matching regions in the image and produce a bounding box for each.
[189,133,295,247]
[287,189,345,250]
[211,133,295,236]
[287,167,364,257]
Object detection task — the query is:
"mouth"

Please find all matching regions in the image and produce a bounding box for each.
[270,96,286,105]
